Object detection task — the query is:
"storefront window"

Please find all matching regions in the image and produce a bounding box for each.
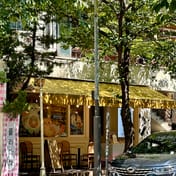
[20,103,40,137]
[20,103,86,137]
[70,105,84,135]
[48,106,67,137]
[19,103,68,137]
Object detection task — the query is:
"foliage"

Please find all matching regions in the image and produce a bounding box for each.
[0,0,59,95]
[48,0,176,151]
[2,91,28,117]
[0,71,9,83]
[153,0,176,13]
[152,0,176,76]
[0,0,175,150]
[0,0,65,115]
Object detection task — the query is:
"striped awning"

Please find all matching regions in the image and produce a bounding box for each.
[25,77,176,109]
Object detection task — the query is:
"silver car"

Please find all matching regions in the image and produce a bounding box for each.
[110,131,176,176]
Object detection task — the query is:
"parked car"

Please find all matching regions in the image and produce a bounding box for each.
[109,131,176,176]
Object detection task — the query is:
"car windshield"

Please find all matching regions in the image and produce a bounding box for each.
[131,132,176,154]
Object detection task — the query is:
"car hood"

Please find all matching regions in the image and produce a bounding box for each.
[111,153,176,168]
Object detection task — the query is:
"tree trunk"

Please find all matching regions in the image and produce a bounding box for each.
[120,47,134,152]
[117,0,134,152]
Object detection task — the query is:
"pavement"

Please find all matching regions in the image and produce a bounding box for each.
[19,170,90,176]
[19,169,107,176]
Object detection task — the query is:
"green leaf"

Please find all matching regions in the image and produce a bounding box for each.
[2,91,28,118]
[170,0,176,12]
[0,71,9,83]
[153,0,169,12]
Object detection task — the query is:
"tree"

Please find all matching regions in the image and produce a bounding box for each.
[152,0,176,77]
[0,0,74,118]
[49,0,175,151]
[0,0,58,100]
[153,0,176,13]
[0,0,175,151]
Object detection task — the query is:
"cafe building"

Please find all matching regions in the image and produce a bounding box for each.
[17,76,176,166]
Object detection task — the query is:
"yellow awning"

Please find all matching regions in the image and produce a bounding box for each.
[26,78,176,109]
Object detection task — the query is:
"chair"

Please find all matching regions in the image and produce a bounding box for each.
[57,142,63,153]
[81,141,94,169]
[61,140,77,168]
[24,140,40,169]
[20,142,29,170]
[87,141,94,169]
[20,141,40,171]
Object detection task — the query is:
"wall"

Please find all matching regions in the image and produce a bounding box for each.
[19,105,91,163]
[48,60,176,93]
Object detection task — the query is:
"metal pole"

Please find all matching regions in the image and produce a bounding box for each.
[40,78,46,176]
[94,0,101,175]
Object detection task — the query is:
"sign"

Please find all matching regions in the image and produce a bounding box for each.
[1,114,20,176]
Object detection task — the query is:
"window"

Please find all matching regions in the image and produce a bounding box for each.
[117,108,134,138]
[70,105,84,135]
[10,21,22,30]
[19,104,68,137]
[45,18,72,58]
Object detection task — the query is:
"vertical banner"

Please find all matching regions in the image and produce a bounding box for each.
[1,114,20,176]
[0,82,7,174]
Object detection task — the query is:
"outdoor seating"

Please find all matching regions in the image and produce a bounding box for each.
[19,141,40,171]
[60,140,77,168]
[46,139,89,176]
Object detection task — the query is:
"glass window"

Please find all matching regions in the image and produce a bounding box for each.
[10,21,22,30]
[19,104,68,137]
[117,108,134,138]
[70,105,84,135]
[132,132,176,154]
[45,18,72,57]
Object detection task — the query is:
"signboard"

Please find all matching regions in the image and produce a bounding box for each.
[1,114,20,176]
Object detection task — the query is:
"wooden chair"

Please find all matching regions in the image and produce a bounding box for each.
[61,140,77,168]
[24,140,40,169]
[20,142,29,170]
[20,141,40,171]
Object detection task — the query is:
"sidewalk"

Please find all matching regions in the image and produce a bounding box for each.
[19,169,107,176]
